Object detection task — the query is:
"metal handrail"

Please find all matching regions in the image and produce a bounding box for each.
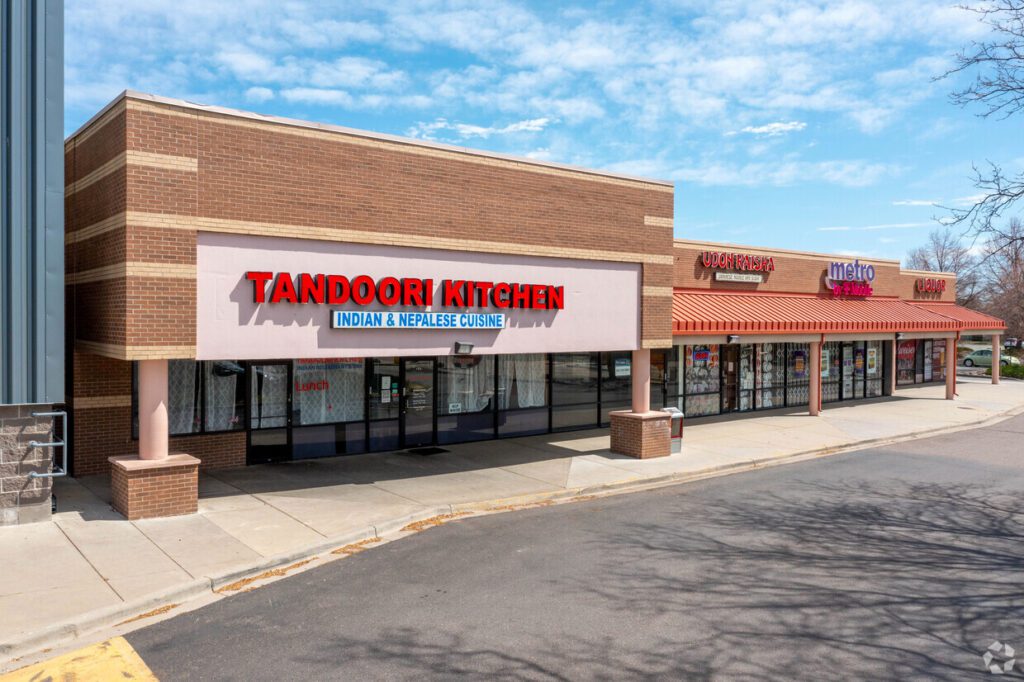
[27,410,68,479]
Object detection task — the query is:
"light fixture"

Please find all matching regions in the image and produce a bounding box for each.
[895,333,904,340]
[726,334,740,344]
[454,341,474,355]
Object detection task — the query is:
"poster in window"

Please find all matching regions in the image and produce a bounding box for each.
[614,357,631,377]
[821,349,831,378]
[855,348,865,375]
[793,350,807,379]
[867,348,878,375]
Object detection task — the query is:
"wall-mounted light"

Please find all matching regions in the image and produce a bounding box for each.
[726,335,740,344]
[895,333,904,341]
[454,341,474,355]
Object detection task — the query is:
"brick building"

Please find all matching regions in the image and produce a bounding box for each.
[62,91,1004,520]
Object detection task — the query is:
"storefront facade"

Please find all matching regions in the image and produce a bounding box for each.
[63,91,1004,520]
[64,91,674,511]
[670,241,1004,418]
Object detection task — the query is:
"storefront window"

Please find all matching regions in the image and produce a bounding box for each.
[551,353,598,429]
[204,361,245,431]
[822,342,841,403]
[369,357,400,450]
[600,351,632,425]
[684,344,720,417]
[931,339,947,382]
[651,348,680,410]
[292,358,365,425]
[866,341,883,397]
[738,344,755,412]
[438,356,496,444]
[897,340,917,386]
[169,360,201,434]
[786,343,810,406]
[756,343,786,409]
[498,354,548,437]
[498,354,547,409]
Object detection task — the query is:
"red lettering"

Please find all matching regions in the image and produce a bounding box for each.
[424,279,434,306]
[701,252,712,268]
[246,271,274,304]
[475,281,494,307]
[351,275,375,305]
[269,272,298,303]
[298,273,325,304]
[547,286,564,310]
[493,283,511,308]
[512,284,531,308]
[327,275,350,304]
[766,257,775,272]
[378,277,401,306]
[402,278,425,306]
[443,280,466,307]
[531,285,544,308]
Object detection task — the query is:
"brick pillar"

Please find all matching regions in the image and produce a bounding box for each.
[0,406,55,525]
[946,338,956,400]
[992,335,1001,385]
[110,359,199,520]
[609,349,670,458]
[809,340,821,416]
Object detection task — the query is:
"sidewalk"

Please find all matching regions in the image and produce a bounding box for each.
[2,376,1023,661]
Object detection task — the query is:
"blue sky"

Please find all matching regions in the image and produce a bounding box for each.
[65,1,1023,261]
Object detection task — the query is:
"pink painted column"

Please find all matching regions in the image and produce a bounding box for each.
[945,338,956,400]
[992,335,1001,384]
[632,349,651,413]
[808,341,821,416]
[138,359,169,460]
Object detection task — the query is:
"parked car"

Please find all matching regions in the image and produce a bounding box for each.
[962,349,1022,367]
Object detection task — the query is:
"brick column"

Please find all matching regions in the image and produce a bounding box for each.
[610,349,670,458]
[110,359,200,520]
[992,335,1001,385]
[809,341,821,416]
[946,338,956,400]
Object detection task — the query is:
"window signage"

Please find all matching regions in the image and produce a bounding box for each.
[245,272,564,310]
[715,272,763,283]
[701,251,775,272]
[825,259,875,298]
[332,311,506,330]
[916,277,947,293]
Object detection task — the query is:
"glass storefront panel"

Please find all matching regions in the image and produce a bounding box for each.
[292,422,366,459]
[203,361,245,432]
[438,356,495,444]
[552,404,599,430]
[498,407,548,437]
[600,351,632,425]
[866,341,883,397]
[292,358,365,426]
[841,344,855,398]
[756,343,786,410]
[897,340,917,386]
[249,363,288,429]
[822,342,841,403]
[169,359,202,434]
[651,348,681,410]
[684,344,720,417]
[551,353,598,406]
[932,339,947,382]
[498,354,547,410]
[786,343,810,406]
[738,344,755,412]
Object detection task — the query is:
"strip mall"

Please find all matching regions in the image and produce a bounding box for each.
[63,92,1005,520]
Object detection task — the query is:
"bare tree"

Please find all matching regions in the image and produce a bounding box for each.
[939,1,1024,239]
[905,227,982,307]
[978,218,1024,336]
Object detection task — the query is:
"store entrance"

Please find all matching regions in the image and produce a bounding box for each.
[721,345,740,412]
[401,357,435,448]
[247,362,291,464]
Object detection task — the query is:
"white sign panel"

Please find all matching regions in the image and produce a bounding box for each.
[332,311,506,330]
[715,272,763,283]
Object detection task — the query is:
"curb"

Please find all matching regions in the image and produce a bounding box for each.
[3,400,1023,664]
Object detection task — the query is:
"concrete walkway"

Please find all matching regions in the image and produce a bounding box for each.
[2,376,1023,660]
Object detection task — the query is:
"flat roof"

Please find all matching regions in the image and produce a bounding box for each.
[674,238,903,266]
[68,90,674,189]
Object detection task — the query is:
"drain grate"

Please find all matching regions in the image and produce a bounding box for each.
[406,446,450,456]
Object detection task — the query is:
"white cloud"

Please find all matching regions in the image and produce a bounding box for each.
[279,87,354,106]
[732,121,807,137]
[892,199,937,206]
[671,159,897,188]
[406,117,552,141]
[244,86,274,103]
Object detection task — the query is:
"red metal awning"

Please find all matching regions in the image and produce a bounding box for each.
[907,302,1006,331]
[672,291,961,335]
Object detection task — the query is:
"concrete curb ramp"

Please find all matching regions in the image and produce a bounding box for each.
[3,398,1024,667]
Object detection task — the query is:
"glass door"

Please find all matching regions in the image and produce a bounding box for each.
[248,362,291,464]
[401,358,435,448]
[721,345,740,412]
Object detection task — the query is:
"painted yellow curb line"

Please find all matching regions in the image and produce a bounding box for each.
[1,636,156,681]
